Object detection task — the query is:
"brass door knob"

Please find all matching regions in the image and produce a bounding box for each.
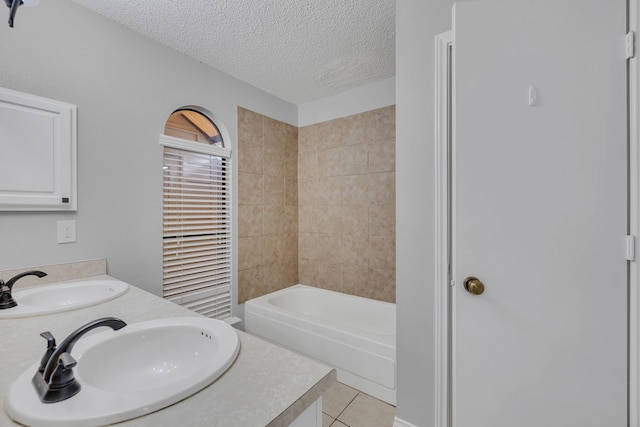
[464,277,485,295]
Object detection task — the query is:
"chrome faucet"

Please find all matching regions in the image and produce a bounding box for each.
[32,317,127,403]
[0,270,47,309]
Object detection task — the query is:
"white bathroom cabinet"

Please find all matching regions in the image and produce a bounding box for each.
[0,87,77,211]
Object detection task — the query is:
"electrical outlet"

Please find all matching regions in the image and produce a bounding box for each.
[57,220,76,243]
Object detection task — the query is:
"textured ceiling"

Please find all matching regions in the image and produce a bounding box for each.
[71,0,396,105]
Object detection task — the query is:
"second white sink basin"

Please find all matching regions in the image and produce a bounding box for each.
[0,279,128,319]
[6,316,240,427]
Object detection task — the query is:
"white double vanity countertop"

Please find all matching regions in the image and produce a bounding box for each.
[0,276,335,427]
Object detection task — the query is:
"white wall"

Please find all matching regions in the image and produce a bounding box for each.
[0,0,297,297]
[298,77,395,126]
[396,1,455,426]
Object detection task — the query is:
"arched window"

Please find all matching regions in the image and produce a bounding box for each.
[164,108,224,147]
[160,107,232,319]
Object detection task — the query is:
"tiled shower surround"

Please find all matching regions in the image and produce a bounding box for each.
[237,107,299,303]
[237,106,395,304]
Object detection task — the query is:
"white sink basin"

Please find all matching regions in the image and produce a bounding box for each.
[6,317,240,427]
[0,279,128,318]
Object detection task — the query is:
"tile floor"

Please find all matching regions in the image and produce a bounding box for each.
[322,382,396,427]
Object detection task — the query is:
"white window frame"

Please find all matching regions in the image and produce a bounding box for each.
[159,110,233,320]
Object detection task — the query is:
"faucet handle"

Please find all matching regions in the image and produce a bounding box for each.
[37,331,57,374]
[49,352,77,389]
[40,331,56,349]
[58,352,77,370]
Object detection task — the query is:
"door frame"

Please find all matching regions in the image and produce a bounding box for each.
[629,1,640,425]
[434,30,452,427]
[434,1,640,423]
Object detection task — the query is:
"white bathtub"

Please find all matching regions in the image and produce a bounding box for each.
[244,284,396,405]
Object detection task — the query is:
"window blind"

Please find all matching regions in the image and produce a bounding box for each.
[162,145,231,320]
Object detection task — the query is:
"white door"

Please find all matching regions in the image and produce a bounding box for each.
[453,1,628,426]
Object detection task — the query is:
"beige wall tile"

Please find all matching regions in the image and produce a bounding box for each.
[315,262,343,291]
[298,179,317,206]
[239,106,395,304]
[285,178,298,206]
[299,205,318,233]
[264,142,285,177]
[318,147,342,177]
[316,205,345,235]
[238,144,263,174]
[342,143,368,176]
[264,234,284,265]
[238,205,263,238]
[343,113,368,146]
[284,205,298,234]
[263,262,286,293]
[298,124,319,153]
[284,124,298,153]
[237,108,299,302]
[366,105,396,142]
[238,266,264,303]
[367,172,395,205]
[296,106,396,303]
[264,117,287,152]
[368,138,395,173]
[264,205,285,235]
[369,204,395,238]
[237,107,263,148]
[264,175,284,206]
[343,265,369,294]
[284,149,298,179]
[238,172,264,205]
[369,237,396,270]
[315,233,342,264]
[238,236,264,271]
[342,235,369,266]
[315,121,343,152]
[316,177,342,205]
[332,116,350,144]
[341,175,369,205]
[369,268,396,303]
[299,232,342,264]
[342,204,368,237]
[298,232,317,260]
[298,259,317,285]
[298,150,318,182]
[284,260,298,286]
[284,233,298,265]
